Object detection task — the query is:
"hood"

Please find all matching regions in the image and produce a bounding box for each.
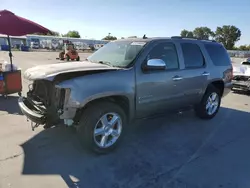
[24,61,120,81]
[233,64,250,77]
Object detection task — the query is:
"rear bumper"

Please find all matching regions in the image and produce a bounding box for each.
[223,82,233,97]
[18,97,46,125]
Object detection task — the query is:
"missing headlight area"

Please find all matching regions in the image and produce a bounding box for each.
[23,79,70,129]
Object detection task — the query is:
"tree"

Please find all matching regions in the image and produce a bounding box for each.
[62,30,81,38]
[180,29,194,38]
[238,45,250,51]
[33,31,60,36]
[193,27,215,40]
[214,25,241,50]
[48,31,60,36]
[102,33,117,40]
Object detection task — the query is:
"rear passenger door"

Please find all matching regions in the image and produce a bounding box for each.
[178,42,209,104]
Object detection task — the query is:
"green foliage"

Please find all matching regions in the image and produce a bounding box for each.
[180,25,242,50]
[48,31,60,36]
[234,45,250,51]
[215,25,241,50]
[102,33,117,40]
[62,30,81,38]
[180,29,194,38]
[181,27,214,40]
[193,27,214,40]
[33,31,60,36]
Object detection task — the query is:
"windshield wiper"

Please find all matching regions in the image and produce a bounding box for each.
[98,61,115,67]
[89,60,123,68]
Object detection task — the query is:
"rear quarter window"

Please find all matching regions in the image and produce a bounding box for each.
[181,43,205,68]
[204,43,231,66]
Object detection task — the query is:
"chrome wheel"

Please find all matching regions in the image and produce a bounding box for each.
[206,92,219,115]
[93,113,122,148]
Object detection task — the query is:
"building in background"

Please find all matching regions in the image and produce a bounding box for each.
[26,35,109,50]
[0,34,26,47]
[0,34,109,50]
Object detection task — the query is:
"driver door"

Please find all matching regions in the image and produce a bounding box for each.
[135,41,184,118]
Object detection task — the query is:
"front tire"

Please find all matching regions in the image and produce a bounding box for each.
[194,85,221,119]
[76,101,126,154]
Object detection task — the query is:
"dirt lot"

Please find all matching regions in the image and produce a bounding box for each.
[0,52,250,188]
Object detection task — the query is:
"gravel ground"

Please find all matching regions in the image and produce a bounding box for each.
[0,52,250,188]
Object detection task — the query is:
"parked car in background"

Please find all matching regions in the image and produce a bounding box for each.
[18,36,233,154]
[232,58,250,92]
[30,41,39,49]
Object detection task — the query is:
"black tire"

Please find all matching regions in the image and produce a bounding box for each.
[66,55,70,61]
[194,85,221,119]
[59,52,65,60]
[76,56,80,61]
[76,101,126,154]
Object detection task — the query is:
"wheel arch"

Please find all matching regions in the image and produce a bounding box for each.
[207,79,224,97]
[74,95,133,123]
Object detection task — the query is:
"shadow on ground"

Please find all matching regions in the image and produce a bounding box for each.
[0,95,22,115]
[20,107,250,188]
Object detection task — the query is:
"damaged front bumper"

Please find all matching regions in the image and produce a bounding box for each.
[232,80,250,91]
[18,97,46,126]
[18,90,79,130]
[232,75,250,91]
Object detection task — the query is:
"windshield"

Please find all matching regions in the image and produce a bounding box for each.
[87,41,147,67]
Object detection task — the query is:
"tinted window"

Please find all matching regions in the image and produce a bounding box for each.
[147,42,179,69]
[181,43,205,68]
[204,43,231,66]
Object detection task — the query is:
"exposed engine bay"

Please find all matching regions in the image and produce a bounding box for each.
[25,79,66,129]
[19,66,119,130]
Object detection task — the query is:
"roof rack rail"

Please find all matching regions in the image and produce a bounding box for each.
[171,36,216,42]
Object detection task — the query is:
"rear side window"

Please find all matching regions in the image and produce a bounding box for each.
[181,43,205,68]
[204,43,231,66]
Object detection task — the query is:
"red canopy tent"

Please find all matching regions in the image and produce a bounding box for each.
[0,9,52,68]
[0,10,52,97]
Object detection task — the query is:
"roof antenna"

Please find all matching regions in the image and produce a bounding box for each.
[143,34,147,39]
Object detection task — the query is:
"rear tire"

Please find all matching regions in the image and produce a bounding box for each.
[194,85,221,119]
[76,101,126,154]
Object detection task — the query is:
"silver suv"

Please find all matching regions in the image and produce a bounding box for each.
[18,36,233,154]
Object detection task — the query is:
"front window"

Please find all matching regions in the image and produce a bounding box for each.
[87,41,147,68]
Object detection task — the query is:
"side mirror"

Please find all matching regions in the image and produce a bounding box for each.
[144,59,166,71]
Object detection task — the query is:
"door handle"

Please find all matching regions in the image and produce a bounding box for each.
[172,76,183,81]
[202,72,210,76]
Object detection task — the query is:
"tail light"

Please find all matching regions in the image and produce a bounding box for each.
[231,66,234,80]
[224,66,233,82]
